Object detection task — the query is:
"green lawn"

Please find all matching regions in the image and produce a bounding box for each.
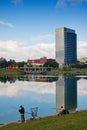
[47,68,87,76]
[0,110,87,130]
[0,68,87,76]
[0,69,20,76]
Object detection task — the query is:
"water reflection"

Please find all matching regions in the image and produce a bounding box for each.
[0,75,58,83]
[0,76,17,83]
[0,75,87,124]
[0,75,56,124]
[56,76,77,114]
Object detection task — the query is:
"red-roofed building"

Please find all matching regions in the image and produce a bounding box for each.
[27,57,55,66]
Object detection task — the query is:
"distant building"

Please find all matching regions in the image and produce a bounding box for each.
[27,57,55,66]
[55,27,77,67]
[7,66,19,70]
[79,57,87,64]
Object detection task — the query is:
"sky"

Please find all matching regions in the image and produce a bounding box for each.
[0,0,87,61]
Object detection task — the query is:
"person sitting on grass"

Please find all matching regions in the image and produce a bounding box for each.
[57,106,69,116]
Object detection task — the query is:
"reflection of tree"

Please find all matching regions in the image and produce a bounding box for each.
[0,75,58,83]
[76,77,81,81]
[0,76,16,83]
[84,77,87,80]
[76,77,87,81]
[0,76,7,83]
[7,76,16,83]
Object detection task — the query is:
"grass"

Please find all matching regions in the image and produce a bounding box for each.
[0,110,87,130]
[0,68,87,76]
[47,68,87,76]
[0,69,21,76]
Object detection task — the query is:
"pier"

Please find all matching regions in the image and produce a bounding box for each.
[20,66,52,74]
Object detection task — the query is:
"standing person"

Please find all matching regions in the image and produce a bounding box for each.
[19,105,25,122]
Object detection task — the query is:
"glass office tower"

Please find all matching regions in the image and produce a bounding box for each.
[55,27,77,66]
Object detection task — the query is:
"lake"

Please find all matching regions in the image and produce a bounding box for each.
[0,75,87,124]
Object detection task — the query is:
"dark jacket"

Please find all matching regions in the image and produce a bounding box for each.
[19,106,25,114]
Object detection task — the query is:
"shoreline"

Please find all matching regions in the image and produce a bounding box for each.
[0,109,86,127]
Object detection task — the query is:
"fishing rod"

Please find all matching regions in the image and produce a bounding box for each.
[12,106,31,115]
[50,107,61,110]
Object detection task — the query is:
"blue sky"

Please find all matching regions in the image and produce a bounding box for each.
[0,0,87,61]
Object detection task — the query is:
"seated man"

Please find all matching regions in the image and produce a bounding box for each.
[58,106,69,116]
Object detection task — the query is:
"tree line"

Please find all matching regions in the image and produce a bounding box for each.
[1,58,86,69]
[0,58,59,69]
[0,59,26,68]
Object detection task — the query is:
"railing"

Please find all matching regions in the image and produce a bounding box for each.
[20,67,52,74]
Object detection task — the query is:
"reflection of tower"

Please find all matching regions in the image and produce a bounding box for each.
[56,75,77,114]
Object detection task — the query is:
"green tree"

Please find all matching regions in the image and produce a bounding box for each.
[43,61,59,68]
[0,59,8,68]
[43,62,52,67]
[16,61,26,67]
[51,62,59,68]
[7,59,16,66]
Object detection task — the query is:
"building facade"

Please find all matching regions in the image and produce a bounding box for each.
[55,27,77,66]
[27,57,55,66]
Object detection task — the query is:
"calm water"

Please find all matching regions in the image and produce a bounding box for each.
[0,75,87,124]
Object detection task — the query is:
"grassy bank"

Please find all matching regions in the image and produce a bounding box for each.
[47,68,87,76]
[0,110,87,130]
[0,68,87,76]
[0,69,21,76]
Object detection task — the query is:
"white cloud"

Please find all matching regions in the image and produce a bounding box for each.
[56,0,66,7]
[78,78,87,96]
[0,20,14,28]
[0,81,55,102]
[30,34,54,42]
[0,40,55,61]
[77,41,87,59]
[1,77,87,98]
[0,81,55,104]
[11,0,22,5]
[56,0,87,7]
[0,39,87,62]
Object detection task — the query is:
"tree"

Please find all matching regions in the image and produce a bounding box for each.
[7,59,16,67]
[16,61,26,67]
[43,62,52,67]
[0,59,8,68]
[43,61,59,68]
[51,62,59,68]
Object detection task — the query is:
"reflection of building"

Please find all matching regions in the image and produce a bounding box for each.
[27,75,58,82]
[56,76,77,113]
[55,27,77,67]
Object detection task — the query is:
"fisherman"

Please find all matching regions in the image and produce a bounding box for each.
[19,105,25,122]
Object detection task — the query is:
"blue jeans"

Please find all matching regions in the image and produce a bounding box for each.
[21,114,25,122]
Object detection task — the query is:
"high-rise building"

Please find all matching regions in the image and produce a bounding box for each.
[55,27,77,66]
